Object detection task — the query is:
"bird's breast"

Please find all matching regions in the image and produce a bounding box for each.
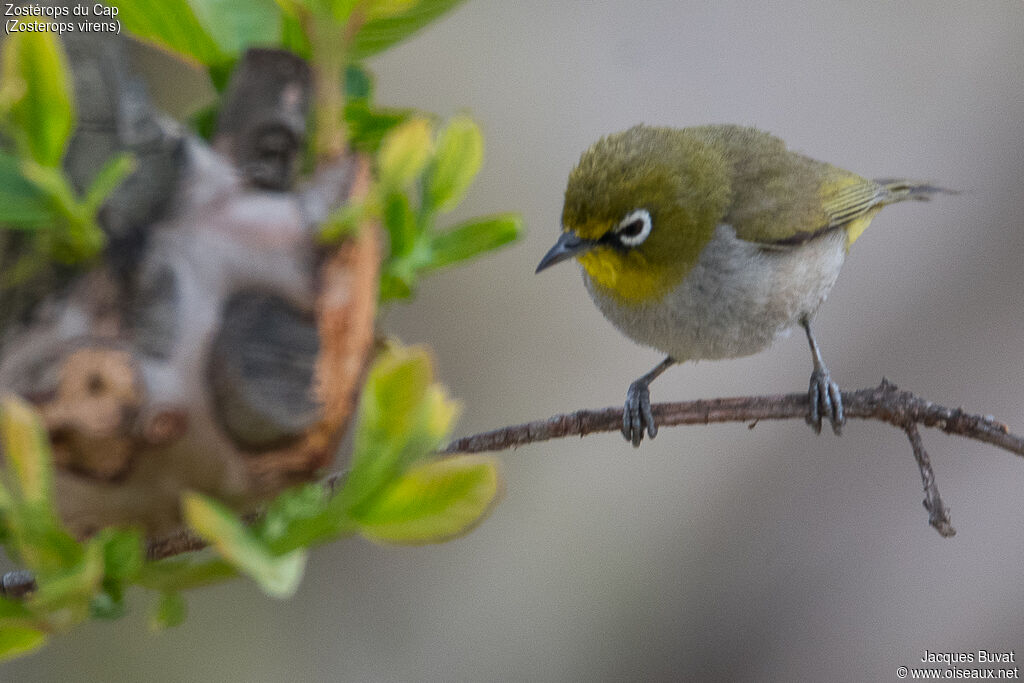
[584,224,847,361]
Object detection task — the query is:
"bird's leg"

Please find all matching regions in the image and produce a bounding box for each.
[623,356,675,447]
[801,317,844,435]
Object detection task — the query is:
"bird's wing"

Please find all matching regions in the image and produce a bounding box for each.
[728,157,888,248]
[694,126,887,248]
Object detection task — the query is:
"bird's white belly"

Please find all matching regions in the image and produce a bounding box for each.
[585,224,847,361]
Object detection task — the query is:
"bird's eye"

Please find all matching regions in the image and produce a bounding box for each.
[615,209,652,246]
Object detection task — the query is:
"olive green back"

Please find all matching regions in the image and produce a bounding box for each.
[686,125,885,245]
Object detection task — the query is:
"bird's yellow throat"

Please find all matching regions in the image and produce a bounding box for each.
[578,247,680,305]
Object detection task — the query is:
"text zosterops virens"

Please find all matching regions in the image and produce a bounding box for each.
[537,124,948,446]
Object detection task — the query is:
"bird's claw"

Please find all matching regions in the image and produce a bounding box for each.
[807,366,844,435]
[623,380,657,447]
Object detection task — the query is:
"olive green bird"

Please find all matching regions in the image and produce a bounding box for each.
[537,124,949,446]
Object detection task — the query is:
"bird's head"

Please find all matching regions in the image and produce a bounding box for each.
[537,125,730,305]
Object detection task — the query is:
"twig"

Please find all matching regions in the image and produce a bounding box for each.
[132,379,1024,558]
[440,379,1023,459]
[904,423,955,537]
[4,379,1018,595]
[440,379,1023,538]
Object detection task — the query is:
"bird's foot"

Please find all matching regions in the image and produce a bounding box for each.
[807,366,844,435]
[623,379,657,447]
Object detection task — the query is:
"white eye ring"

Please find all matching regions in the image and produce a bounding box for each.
[615,209,652,246]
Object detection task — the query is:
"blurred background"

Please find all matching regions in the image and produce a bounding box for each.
[5,1,1024,680]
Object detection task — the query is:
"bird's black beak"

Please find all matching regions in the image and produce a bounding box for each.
[536,231,596,273]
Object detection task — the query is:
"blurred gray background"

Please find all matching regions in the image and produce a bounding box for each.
[6,1,1024,680]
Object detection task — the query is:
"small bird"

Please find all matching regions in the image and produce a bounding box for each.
[537,124,948,446]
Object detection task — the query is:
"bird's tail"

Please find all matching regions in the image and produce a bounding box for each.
[874,179,957,205]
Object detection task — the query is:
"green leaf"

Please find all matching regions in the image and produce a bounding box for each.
[96,528,143,581]
[364,0,421,21]
[356,455,500,544]
[344,63,374,100]
[183,492,306,599]
[106,0,227,66]
[344,100,413,153]
[377,118,432,189]
[351,0,466,60]
[259,483,328,543]
[150,592,187,631]
[0,398,82,571]
[0,597,33,622]
[83,153,135,215]
[279,10,312,58]
[28,537,104,614]
[337,346,458,514]
[0,625,47,661]
[189,103,220,140]
[1,29,74,167]
[429,213,522,269]
[187,0,282,56]
[378,272,413,301]
[284,0,359,22]
[256,482,355,553]
[0,152,53,227]
[425,115,483,213]
[382,191,417,256]
[135,557,236,593]
[17,158,106,264]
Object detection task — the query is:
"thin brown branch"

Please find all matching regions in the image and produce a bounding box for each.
[145,529,208,561]
[440,378,1023,538]
[904,423,955,537]
[440,379,1024,458]
[139,380,1024,560]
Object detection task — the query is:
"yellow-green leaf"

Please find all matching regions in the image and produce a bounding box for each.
[1,29,74,167]
[106,0,227,67]
[338,346,460,514]
[281,0,358,22]
[0,625,47,661]
[183,492,306,598]
[356,455,500,544]
[425,115,483,213]
[351,0,466,60]
[0,396,54,507]
[378,118,432,189]
[28,537,104,614]
[364,0,420,21]
[83,153,135,214]
[134,557,236,593]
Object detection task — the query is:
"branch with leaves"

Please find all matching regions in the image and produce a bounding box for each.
[0,0,521,662]
[0,347,501,652]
